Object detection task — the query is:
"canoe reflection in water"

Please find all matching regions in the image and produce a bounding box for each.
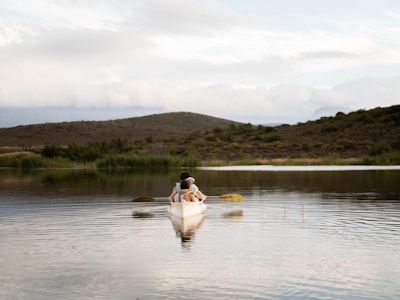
[169,213,206,249]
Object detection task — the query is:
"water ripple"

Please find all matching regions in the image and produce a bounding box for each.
[1,194,400,299]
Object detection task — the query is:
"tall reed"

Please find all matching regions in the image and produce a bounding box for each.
[0,154,77,169]
[95,154,201,169]
[361,151,400,165]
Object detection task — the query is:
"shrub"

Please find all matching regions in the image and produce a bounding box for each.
[42,145,61,158]
[189,130,202,139]
[335,145,344,151]
[357,113,374,124]
[344,121,354,128]
[313,141,325,148]
[235,123,254,134]
[270,141,282,148]
[253,135,263,141]
[370,108,383,118]
[264,126,275,133]
[213,127,223,135]
[66,143,101,162]
[302,128,314,136]
[229,143,240,150]
[336,139,355,150]
[393,113,400,126]
[368,143,392,156]
[355,109,366,114]
[394,136,400,149]
[265,135,282,142]
[184,146,200,156]
[228,123,237,131]
[192,138,207,147]
[370,130,382,142]
[301,143,312,150]
[321,126,339,133]
[145,136,153,143]
[205,135,216,142]
[387,105,400,115]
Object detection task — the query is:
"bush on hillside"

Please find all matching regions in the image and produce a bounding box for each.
[367,143,392,156]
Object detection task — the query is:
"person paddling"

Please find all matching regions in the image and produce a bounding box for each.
[169,171,207,202]
[173,180,198,203]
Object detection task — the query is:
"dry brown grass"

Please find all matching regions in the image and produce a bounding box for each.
[0,151,39,158]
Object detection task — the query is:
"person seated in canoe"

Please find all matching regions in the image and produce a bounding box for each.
[173,180,198,203]
[169,171,207,202]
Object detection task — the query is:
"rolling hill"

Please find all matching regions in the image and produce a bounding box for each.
[1,106,399,162]
[0,112,240,147]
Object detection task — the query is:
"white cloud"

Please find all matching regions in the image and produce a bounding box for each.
[103,76,400,123]
[334,76,400,109]
[0,0,400,125]
[385,10,400,19]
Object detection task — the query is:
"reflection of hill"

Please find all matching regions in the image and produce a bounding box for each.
[196,170,400,200]
[0,169,399,200]
[0,169,178,199]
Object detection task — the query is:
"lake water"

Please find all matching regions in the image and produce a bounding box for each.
[1,167,400,299]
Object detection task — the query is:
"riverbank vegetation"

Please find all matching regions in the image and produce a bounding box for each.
[0,105,399,168]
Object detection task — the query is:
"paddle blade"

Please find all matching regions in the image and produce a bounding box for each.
[132,197,155,202]
[219,193,244,202]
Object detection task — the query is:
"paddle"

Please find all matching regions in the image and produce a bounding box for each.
[131,193,243,202]
[219,193,244,202]
[131,197,156,202]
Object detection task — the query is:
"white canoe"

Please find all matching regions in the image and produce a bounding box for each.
[168,200,207,218]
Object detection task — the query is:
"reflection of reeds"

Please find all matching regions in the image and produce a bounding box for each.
[132,211,154,218]
[222,210,243,217]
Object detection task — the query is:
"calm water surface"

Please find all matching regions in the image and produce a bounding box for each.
[1,167,400,299]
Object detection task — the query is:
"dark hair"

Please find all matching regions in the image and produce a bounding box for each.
[180,179,190,190]
[180,171,191,180]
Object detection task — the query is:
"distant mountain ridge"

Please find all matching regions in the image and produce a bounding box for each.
[309,107,353,120]
[0,107,166,128]
[1,106,355,129]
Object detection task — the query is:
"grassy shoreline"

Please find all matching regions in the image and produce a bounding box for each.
[1,151,400,169]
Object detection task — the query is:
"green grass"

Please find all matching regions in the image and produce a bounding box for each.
[360,151,400,165]
[95,154,201,169]
[0,154,85,169]
[0,154,43,168]
[1,151,399,169]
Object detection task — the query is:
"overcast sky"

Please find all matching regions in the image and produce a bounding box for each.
[1,0,400,124]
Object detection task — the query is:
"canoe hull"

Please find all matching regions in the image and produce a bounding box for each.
[168,201,207,218]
